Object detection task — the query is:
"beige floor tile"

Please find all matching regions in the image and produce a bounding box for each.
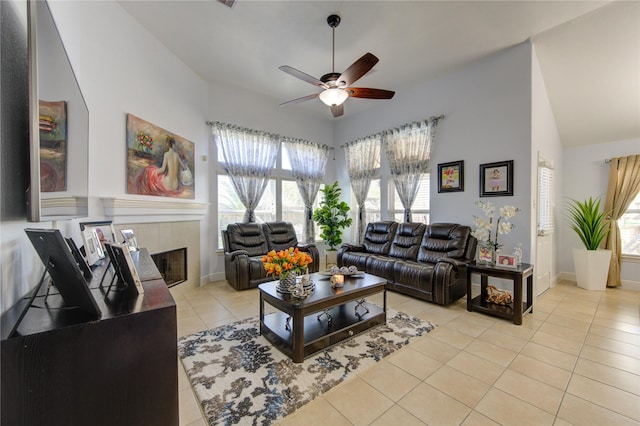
[398,382,471,425]
[531,330,583,356]
[194,306,236,324]
[478,328,528,352]
[589,324,640,346]
[592,316,640,335]
[494,369,564,414]
[557,393,639,426]
[475,388,555,426]
[278,397,351,426]
[445,315,492,338]
[573,358,640,396]
[387,347,443,380]
[425,365,491,407]
[177,315,207,337]
[358,359,421,401]
[584,333,640,359]
[461,410,501,426]
[179,387,203,426]
[566,374,640,421]
[579,344,640,375]
[446,351,506,385]
[537,321,588,343]
[520,342,578,371]
[324,376,394,425]
[369,404,427,426]
[489,320,536,340]
[463,339,518,367]
[415,307,462,325]
[428,326,475,349]
[407,336,461,364]
[508,354,572,391]
[183,418,206,426]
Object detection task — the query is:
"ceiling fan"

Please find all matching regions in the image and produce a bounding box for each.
[279,14,395,118]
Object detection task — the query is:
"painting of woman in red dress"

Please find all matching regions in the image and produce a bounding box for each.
[126,114,194,199]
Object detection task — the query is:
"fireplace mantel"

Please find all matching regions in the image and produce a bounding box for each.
[101,197,208,221]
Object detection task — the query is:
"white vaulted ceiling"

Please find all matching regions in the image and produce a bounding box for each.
[118,0,640,147]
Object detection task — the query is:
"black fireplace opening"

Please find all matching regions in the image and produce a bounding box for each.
[151,247,187,287]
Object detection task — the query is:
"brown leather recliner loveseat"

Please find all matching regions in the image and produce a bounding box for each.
[337,221,477,305]
[222,221,320,290]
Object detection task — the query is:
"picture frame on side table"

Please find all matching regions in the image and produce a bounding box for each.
[82,228,104,266]
[497,254,517,268]
[480,160,513,197]
[437,160,464,193]
[104,243,144,296]
[79,221,117,250]
[120,229,139,252]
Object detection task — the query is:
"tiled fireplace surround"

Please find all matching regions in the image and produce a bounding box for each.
[102,198,205,290]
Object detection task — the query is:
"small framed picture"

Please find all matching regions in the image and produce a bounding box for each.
[479,160,513,197]
[120,229,139,252]
[478,246,492,263]
[79,221,117,249]
[438,160,464,193]
[496,254,517,268]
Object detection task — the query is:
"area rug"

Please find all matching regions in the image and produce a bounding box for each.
[178,308,435,426]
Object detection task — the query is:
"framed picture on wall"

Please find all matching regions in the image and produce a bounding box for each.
[437,160,464,193]
[479,160,513,197]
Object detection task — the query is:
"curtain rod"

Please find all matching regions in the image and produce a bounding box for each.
[338,114,445,149]
[605,158,611,163]
[205,120,334,149]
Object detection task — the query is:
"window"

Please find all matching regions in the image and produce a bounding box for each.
[620,192,640,256]
[390,175,430,223]
[365,179,381,224]
[537,165,554,234]
[281,180,306,240]
[217,175,275,249]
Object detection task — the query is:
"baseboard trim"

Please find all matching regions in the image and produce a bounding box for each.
[558,272,639,291]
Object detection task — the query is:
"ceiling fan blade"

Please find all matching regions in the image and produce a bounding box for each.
[337,53,379,87]
[330,103,344,117]
[347,87,395,99]
[280,93,319,106]
[279,66,328,88]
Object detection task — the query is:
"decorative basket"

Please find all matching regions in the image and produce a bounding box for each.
[486,285,513,305]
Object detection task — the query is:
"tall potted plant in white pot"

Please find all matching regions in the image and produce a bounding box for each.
[566,197,611,290]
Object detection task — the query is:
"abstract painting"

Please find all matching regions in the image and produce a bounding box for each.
[126,114,195,199]
[39,100,67,192]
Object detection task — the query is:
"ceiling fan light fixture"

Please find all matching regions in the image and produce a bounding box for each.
[319,88,348,106]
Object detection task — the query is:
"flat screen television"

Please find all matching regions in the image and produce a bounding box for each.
[24,228,101,318]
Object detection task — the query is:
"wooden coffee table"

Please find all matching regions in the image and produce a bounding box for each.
[258,272,387,363]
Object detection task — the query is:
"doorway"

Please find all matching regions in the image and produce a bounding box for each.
[536,153,554,295]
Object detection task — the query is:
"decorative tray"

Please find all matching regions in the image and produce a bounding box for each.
[318,270,364,276]
[276,280,315,295]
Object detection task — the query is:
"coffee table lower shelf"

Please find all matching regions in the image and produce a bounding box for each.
[260,301,385,361]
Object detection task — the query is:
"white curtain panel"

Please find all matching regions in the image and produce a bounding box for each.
[211,122,280,223]
[383,119,438,222]
[284,138,330,243]
[344,135,382,243]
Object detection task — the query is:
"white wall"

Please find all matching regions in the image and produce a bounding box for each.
[334,42,534,263]
[531,44,564,283]
[561,138,640,287]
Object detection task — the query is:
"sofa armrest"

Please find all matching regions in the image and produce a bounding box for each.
[432,258,470,305]
[339,243,366,252]
[436,257,469,271]
[225,249,250,262]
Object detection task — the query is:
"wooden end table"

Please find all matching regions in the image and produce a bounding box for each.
[466,262,534,325]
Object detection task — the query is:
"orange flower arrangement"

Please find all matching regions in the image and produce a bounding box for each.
[262,247,313,278]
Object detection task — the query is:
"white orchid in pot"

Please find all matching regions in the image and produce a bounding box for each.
[472,201,520,263]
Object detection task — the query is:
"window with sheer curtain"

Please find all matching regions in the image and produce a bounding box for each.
[391,175,430,223]
[620,192,640,256]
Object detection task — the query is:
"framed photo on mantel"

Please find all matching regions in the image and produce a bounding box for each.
[480,160,513,197]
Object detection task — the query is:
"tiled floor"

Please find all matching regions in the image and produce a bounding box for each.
[170,280,640,426]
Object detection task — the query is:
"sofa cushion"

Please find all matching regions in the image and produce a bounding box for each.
[365,255,397,281]
[225,223,269,257]
[388,222,426,260]
[393,260,435,293]
[417,223,471,264]
[339,251,370,272]
[362,221,398,255]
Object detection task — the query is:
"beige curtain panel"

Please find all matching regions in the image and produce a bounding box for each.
[603,154,640,287]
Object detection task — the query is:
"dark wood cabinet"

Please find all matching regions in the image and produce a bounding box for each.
[1,249,178,426]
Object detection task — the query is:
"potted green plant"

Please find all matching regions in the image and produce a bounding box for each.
[313,182,352,264]
[566,197,611,290]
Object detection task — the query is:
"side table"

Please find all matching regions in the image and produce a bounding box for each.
[466,262,534,325]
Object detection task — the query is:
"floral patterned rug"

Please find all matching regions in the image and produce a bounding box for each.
[178,309,435,426]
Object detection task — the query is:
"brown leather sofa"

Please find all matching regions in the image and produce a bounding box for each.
[337,222,477,305]
[222,221,320,290]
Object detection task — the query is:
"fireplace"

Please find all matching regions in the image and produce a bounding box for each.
[151,247,187,287]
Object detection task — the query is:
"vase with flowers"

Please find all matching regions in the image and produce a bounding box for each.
[262,247,313,292]
[471,201,520,264]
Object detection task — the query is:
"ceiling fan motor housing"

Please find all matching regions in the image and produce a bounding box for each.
[327,14,341,28]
